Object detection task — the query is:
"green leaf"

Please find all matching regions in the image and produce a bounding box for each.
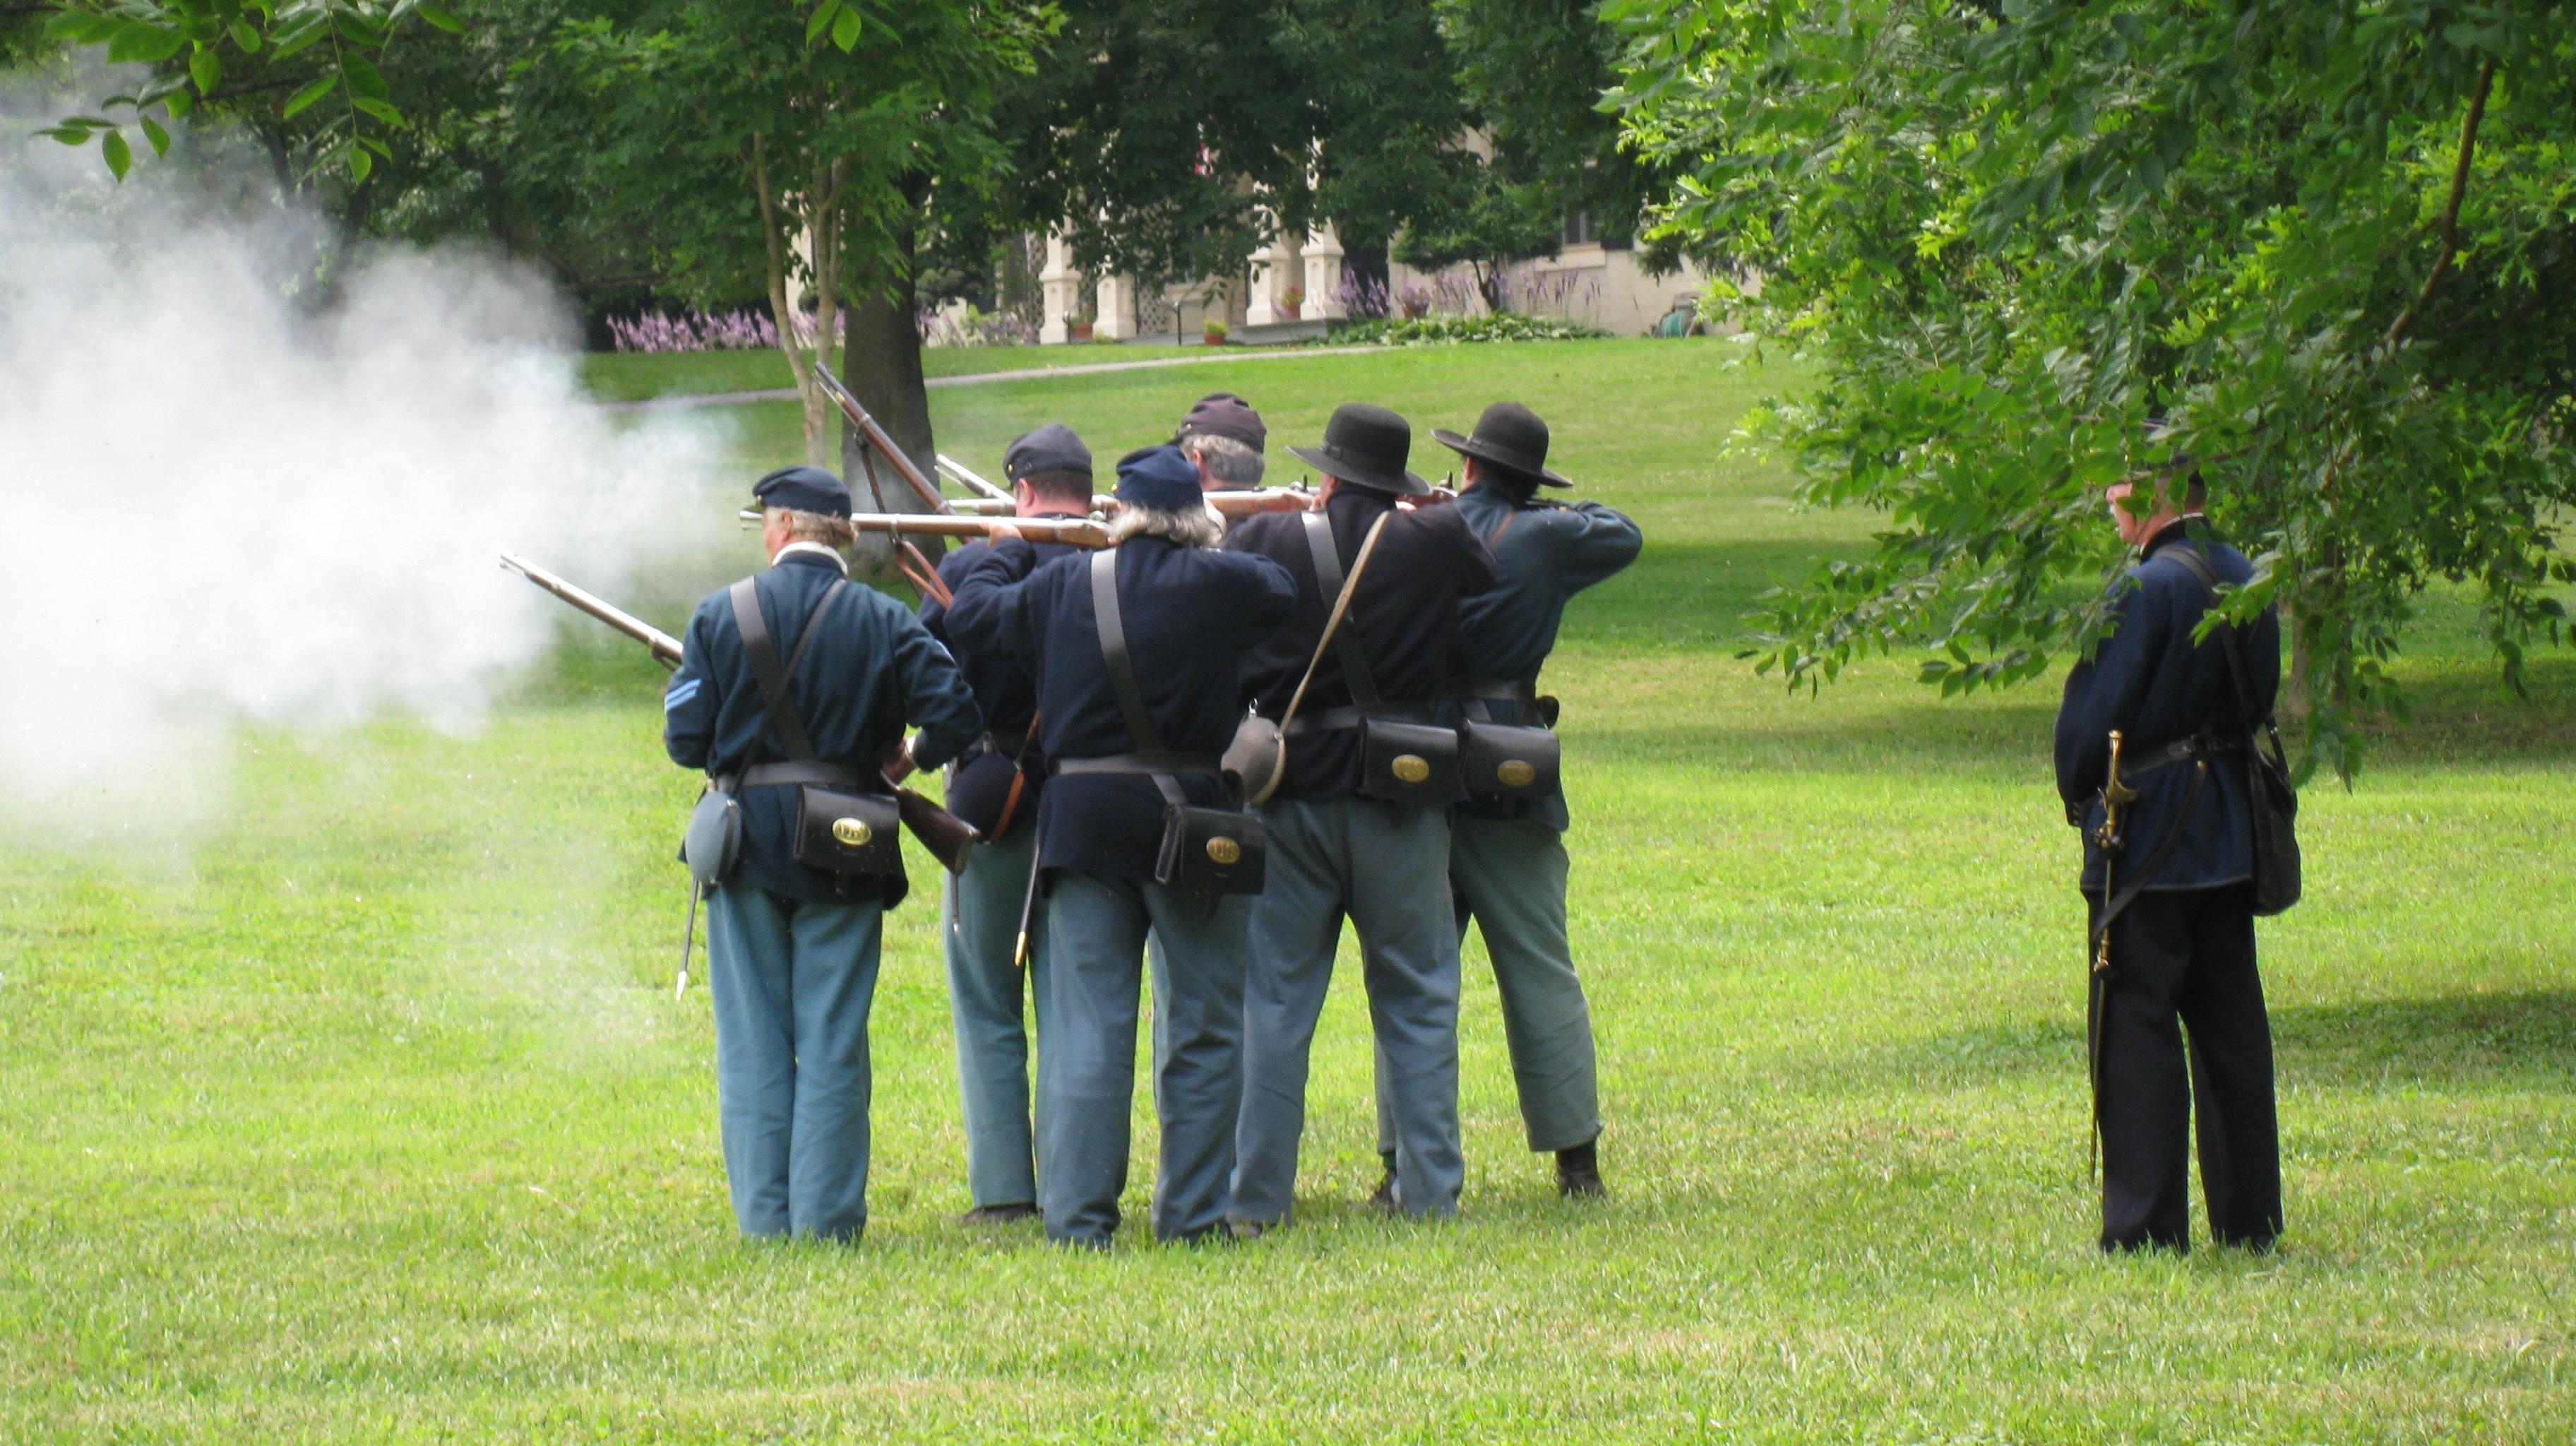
[351,96,405,126]
[806,0,836,44]
[166,90,196,119]
[273,17,328,60]
[831,3,862,50]
[415,3,465,34]
[40,126,95,148]
[231,20,262,51]
[342,52,390,100]
[139,115,172,157]
[347,145,374,183]
[42,11,97,40]
[190,46,222,94]
[107,21,191,64]
[282,73,340,119]
[101,129,133,181]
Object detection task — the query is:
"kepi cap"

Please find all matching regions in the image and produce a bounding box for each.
[752,465,852,518]
[1004,422,1092,482]
[1176,391,1266,451]
[1114,444,1206,513]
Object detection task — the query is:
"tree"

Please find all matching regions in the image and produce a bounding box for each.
[32,0,465,186]
[543,0,1046,472]
[1608,0,2576,779]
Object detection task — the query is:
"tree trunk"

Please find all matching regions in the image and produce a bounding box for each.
[841,237,939,576]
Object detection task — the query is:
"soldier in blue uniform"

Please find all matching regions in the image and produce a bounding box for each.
[664,465,984,1241]
[946,445,1298,1247]
[2055,462,2285,1253]
[1224,404,1498,1229]
[1174,390,1267,490]
[1364,402,1640,1202]
[917,424,1098,1225]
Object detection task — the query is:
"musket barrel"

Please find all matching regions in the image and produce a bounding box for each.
[500,552,683,667]
[936,454,1013,503]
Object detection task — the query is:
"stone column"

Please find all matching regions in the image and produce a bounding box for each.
[1038,232,1080,345]
[1244,222,1300,327]
[1094,273,1136,340]
[1302,220,1347,321]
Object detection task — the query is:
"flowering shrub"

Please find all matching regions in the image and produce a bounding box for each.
[1335,275,1393,319]
[606,307,847,353]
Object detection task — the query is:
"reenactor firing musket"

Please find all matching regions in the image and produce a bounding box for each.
[496,551,981,872]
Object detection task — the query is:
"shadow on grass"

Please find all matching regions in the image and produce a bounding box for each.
[2272,989,2576,1091]
[1791,989,2576,1097]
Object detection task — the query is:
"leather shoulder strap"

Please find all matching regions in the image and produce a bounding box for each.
[2164,544,2265,735]
[1300,510,1381,706]
[1089,549,1164,752]
[729,574,845,763]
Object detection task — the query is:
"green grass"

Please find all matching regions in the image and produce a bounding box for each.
[578,342,1221,402]
[5,339,2572,1442]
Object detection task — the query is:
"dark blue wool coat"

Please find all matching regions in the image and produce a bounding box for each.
[2054,521,2282,895]
[665,549,983,907]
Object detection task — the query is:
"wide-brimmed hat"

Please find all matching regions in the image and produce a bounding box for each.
[1287,402,1429,496]
[1432,402,1570,488]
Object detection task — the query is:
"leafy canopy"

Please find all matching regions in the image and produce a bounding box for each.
[1608,0,2576,779]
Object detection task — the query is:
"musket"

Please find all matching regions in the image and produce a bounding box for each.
[498,551,982,873]
[936,453,1013,503]
[807,510,1115,549]
[811,362,950,517]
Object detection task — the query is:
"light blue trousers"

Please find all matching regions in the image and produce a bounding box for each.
[941,827,1047,1208]
[1041,871,1251,1245]
[1232,797,1462,1224]
[705,884,884,1241]
[1376,813,1600,1157]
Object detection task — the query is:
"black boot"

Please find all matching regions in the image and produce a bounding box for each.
[1367,1151,1398,1211]
[1555,1140,1606,1200]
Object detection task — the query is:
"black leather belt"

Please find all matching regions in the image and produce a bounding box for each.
[1052,751,1220,777]
[716,761,864,790]
[1285,703,1433,737]
[2123,734,2246,779]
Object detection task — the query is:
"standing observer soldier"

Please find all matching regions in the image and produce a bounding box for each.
[664,465,984,1241]
[917,424,1099,1226]
[946,446,1297,1247]
[1361,402,1640,1202]
[1174,391,1267,491]
[2056,458,2288,1253]
[1226,404,1498,1229]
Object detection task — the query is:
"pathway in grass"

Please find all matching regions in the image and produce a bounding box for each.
[3,340,2569,1442]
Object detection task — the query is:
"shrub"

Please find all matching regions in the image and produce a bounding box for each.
[1318,313,1606,347]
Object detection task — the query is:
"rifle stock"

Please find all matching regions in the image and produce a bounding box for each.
[500,550,983,871]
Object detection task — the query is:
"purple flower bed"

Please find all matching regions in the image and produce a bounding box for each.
[605,307,848,353]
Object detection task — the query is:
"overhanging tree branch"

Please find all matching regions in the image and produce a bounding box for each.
[2381,56,2498,352]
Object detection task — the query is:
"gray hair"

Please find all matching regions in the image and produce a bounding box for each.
[768,506,857,549]
[1179,430,1265,485]
[1107,503,1224,550]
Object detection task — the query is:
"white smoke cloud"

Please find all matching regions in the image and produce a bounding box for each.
[0,116,732,839]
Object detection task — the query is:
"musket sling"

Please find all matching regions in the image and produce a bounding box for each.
[1083,549,1265,895]
[1297,512,1466,806]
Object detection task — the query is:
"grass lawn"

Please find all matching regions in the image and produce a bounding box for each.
[4,339,2572,1442]
[578,341,1220,402]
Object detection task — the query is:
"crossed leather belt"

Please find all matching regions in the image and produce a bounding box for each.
[717,760,863,790]
[1051,751,1221,777]
[1284,703,1433,737]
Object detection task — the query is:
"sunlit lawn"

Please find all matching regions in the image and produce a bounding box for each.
[3,339,2570,1441]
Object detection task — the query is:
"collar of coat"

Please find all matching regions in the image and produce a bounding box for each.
[770,542,850,574]
[2140,514,2207,559]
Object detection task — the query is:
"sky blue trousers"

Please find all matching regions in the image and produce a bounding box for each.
[941,827,1046,1209]
[1378,813,1601,1157]
[705,883,883,1241]
[1040,871,1251,1245]
[1232,797,1463,1225]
